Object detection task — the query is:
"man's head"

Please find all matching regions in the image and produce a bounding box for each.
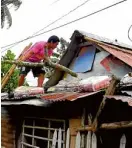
[47,35,60,49]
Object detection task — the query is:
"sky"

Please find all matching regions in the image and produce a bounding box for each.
[1,0,132,86]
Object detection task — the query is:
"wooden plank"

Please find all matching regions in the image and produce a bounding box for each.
[120,134,126,148]
[66,128,70,148]
[23,125,65,132]
[52,130,57,148]
[86,131,91,148]
[92,76,119,131]
[58,128,62,148]
[48,121,51,148]
[91,133,97,148]
[21,142,39,148]
[75,132,81,148]
[81,134,85,148]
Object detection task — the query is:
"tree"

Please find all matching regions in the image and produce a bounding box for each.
[1,0,22,29]
[1,50,28,92]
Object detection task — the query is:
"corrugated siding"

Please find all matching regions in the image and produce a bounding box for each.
[99,44,132,67]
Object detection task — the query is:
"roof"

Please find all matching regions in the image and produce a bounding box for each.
[45,30,132,89]
[79,30,132,50]
[1,98,51,106]
[99,44,132,67]
[2,91,132,107]
[40,91,101,102]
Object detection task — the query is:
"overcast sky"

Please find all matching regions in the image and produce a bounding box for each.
[1,0,132,86]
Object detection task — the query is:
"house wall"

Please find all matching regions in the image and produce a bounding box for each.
[1,107,15,148]
[65,50,132,81]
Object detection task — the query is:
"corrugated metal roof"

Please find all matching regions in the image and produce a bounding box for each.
[79,30,132,49]
[99,44,132,67]
[40,91,101,102]
[105,95,132,107]
[1,99,51,106]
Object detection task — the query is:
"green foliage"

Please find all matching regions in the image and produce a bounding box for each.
[1,50,29,92]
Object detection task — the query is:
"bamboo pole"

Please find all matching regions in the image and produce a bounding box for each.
[2,60,78,77]
[77,121,132,131]
[91,75,119,131]
[1,43,32,89]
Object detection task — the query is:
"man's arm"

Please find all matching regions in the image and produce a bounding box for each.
[21,50,34,61]
[43,47,52,63]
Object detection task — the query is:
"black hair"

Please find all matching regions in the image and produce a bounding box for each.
[47,35,60,43]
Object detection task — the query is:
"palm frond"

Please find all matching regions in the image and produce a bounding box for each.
[4,5,12,29]
[1,7,5,28]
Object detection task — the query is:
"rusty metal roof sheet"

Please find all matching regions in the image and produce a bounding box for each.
[79,30,132,49]
[99,44,132,67]
[105,95,132,107]
[40,91,101,102]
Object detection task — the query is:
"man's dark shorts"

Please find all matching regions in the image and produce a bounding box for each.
[19,66,45,77]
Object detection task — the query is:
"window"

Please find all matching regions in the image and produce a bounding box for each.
[20,117,66,148]
[71,45,96,73]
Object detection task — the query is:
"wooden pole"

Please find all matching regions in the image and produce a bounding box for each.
[2,60,78,77]
[77,121,132,132]
[1,43,32,89]
[77,121,132,131]
[100,121,132,129]
[91,75,119,131]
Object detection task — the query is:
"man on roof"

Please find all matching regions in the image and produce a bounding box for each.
[18,35,60,87]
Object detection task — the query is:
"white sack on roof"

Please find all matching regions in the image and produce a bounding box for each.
[78,76,111,92]
[14,86,44,99]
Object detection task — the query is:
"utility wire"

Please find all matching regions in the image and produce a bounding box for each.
[1,0,91,52]
[128,24,132,42]
[1,0,126,52]
[50,0,61,6]
[29,0,91,36]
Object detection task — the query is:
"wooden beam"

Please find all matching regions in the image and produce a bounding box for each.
[91,75,119,131]
[78,42,92,48]
[84,36,132,54]
[100,121,132,129]
[77,121,132,131]
[2,60,78,77]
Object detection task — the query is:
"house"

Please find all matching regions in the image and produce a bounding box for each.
[1,30,132,148]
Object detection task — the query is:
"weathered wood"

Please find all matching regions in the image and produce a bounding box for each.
[91,133,97,148]
[84,36,132,54]
[120,134,126,148]
[75,132,81,148]
[92,75,119,131]
[100,121,132,129]
[52,130,57,148]
[81,134,85,148]
[77,121,132,131]
[1,43,32,89]
[3,60,78,77]
[66,128,70,148]
[58,128,62,148]
[77,126,95,132]
[86,131,91,148]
